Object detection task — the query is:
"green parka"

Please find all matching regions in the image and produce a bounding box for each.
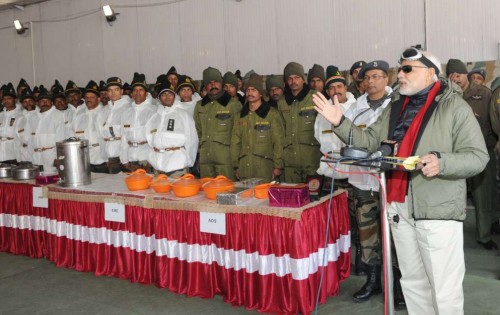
[333,78,489,221]
[231,101,284,181]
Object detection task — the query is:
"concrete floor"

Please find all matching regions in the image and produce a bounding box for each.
[0,207,499,315]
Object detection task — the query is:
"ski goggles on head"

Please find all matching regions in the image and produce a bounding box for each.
[399,47,440,75]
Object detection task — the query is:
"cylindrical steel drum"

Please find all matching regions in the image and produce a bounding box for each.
[56,137,91,187]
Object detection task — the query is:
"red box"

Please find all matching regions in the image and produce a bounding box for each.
[35,173,59,185]
[269,184,310,208]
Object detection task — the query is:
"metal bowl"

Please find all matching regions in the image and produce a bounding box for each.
[13,165,41,180]
[0,164,14,178]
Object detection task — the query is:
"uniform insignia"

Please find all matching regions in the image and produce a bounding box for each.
[124,124,130,128]
[471,95,482,100]
[496,98,500,104]
[299,109,316,118]
[322,130,334,134]
[150,128,157,134]
[215,113,231,120]
[167,119,175,131]
[18,128,24,133]
[9,118,15,126]
[31,132,36,135]
[357,124,367,129]
[255,124,271,132]
[75,130,85,134]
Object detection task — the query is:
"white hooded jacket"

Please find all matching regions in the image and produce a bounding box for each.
[0,106,24,162]
[97,95,131,159]
[27,106,68,172]
[314,92,356,178]
[71,104,106,165]
[119,98,156,164]
[14,109,37,163]
[145,100,198,173]
[343,86,393,191]
[180,92,202,117]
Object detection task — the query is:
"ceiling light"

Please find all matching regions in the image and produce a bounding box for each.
[14,19,27,35]
[102,5,118,24]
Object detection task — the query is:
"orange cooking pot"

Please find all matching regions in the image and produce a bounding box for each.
[124,169,152,191]
[202,175,235,200]
[254,183,272,199]
[171,174,202,197]
[199,177,214,190]
[150,174,171,193]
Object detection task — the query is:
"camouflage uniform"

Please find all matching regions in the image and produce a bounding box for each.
[277,85,321,183]
[194,91,242,180]
[352,186,381,265]
[231,101,284,181]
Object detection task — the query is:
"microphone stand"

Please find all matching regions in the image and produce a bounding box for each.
[379,171,394,315]
[323,156,397,315]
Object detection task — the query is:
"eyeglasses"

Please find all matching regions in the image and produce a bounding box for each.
[398,65,429,73]
[363,75,387,81]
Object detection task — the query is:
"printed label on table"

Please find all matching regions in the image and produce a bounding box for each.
[33,187,48,208]
[200,212,226,235]
[104,202,125,223]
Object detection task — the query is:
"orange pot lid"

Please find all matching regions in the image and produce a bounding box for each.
[125,169,152,183]
[151,174,170,186]
[172,173,201,188]
[203,175,234,189]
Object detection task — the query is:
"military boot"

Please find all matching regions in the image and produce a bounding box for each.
[393,267,406,310]
[352,264,382,302]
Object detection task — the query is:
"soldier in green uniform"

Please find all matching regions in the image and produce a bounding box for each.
[265,75,284,108]
[347,61,366,99]
[194,67,242,180]
[447,59,498,250]
[307,64,325,93]
[231,74,284,181]
[277,62,321,183]
[468,68,487,86]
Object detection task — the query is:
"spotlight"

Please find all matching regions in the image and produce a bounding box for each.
[102,5,118,24]
[14,20,27,35]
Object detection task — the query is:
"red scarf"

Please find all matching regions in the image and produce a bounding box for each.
[387,81,441,203]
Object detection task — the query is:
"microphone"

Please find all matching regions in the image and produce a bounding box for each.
[340,107,372,159]
[368,143,393,159]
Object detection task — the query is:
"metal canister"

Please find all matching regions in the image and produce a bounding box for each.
[56,137,91,187]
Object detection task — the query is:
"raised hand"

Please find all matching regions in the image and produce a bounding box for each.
[312,92,344,127]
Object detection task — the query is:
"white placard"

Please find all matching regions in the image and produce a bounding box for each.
[33,187,48,208]
[200,212,226,235]
[104,202,126,223]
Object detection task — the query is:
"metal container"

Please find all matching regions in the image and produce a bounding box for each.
[0,164,14,178]
[56,137,91,187]
[13,164,40,180]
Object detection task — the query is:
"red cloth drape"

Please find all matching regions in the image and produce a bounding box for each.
[0,181,350,315]
[387,81,441,203]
